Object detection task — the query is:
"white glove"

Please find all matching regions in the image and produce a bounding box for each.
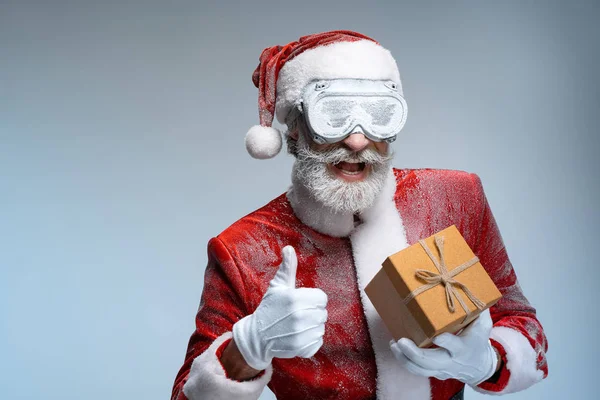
[232,245,328,371]
[390,309,498,386]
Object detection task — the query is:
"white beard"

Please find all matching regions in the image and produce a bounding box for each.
[291,132,393,214]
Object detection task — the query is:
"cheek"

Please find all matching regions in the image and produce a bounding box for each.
[310,141,335,153]
[375,142,389,154]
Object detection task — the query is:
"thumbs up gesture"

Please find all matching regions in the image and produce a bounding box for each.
[232,246,329,371]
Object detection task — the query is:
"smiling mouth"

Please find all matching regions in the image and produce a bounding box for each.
[333,161,367,175]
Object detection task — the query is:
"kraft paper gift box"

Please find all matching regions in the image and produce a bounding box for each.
[365,224,502,348]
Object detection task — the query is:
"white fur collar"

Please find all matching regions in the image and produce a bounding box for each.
[287,168,431,399]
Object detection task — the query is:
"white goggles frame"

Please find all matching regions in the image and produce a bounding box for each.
[298,79,408,144]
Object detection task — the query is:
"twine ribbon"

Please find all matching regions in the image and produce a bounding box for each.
[402,235,485,321]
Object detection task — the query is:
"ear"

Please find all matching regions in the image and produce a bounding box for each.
[288,129,299,140]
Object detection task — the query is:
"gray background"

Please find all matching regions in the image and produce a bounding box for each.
[1,1,598,399]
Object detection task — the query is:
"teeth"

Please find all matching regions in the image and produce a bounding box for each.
[334,161,366,174]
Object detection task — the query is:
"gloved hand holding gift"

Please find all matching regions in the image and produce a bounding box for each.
[365,224,503,385]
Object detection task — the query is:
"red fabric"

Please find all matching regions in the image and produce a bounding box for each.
[251,30,377,128]
[215,338,266,382]
[215,338,234,380]
[170,168,549,400]
[476,338,511,391]
[395,169,549,397]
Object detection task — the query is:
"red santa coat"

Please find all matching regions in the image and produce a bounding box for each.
[171,168,549,400]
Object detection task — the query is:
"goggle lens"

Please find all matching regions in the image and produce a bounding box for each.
[300,79,408,144]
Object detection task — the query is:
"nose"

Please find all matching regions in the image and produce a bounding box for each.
[342,133,370,152]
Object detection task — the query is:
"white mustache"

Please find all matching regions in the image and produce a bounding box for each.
[296,144,393,165]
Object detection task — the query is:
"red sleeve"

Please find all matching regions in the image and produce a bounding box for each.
[215,338,266,382]
[170,237,251,400]
[469,173,549,393]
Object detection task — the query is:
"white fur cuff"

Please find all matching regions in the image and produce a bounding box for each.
[472,326,544,395]
[183,331,273,400]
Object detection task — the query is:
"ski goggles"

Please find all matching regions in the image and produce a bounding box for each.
[298,79,408,144]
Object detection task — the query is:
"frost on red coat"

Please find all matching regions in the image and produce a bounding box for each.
[171,168,549,400]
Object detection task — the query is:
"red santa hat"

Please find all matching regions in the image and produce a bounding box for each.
[245,30,403,159]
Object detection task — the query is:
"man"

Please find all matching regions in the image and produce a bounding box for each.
[171,31,548,400]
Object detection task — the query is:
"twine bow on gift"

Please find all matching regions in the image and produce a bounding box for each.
[402,234,485,321]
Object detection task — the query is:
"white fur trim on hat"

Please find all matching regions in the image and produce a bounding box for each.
[245,125,282,159]
[275,40,402,124]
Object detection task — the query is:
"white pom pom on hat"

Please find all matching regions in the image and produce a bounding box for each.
[245,125,282,159]
[247,30,402,159]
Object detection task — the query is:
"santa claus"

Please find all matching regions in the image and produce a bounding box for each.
[171,30,548,400]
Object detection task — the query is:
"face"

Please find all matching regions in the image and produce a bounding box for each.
[290,120,393,214]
